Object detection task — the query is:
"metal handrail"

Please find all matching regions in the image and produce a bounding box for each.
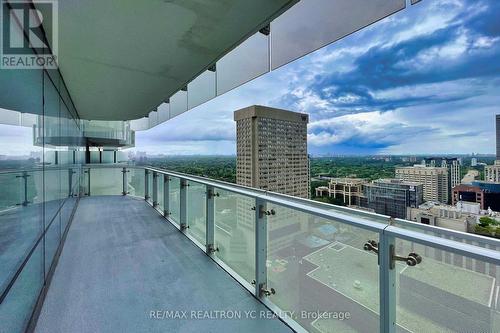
[140,165,500,250]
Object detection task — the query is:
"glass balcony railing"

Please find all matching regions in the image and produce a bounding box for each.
[1,164,500,333]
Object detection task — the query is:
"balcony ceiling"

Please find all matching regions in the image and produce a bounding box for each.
[44,0,295,121]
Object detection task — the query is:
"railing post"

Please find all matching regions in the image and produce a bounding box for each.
[205,185,216,254]
[180,178,188,231]
[379,231,396,333]
[16,171,30,206]
[122,167,128,195]
[255,197,268,298]
[87,168,90,196]
[163,175,170,217]
[152,171,158,207]
[144,169,149,201]
[68,168,72,197]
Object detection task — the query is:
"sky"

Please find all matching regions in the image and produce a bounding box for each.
[1,0,499,157]
[134,0,500,156]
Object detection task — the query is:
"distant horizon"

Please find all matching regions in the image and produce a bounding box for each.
[1,152,497,159]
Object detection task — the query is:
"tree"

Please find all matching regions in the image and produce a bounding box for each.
[479,216,500,227]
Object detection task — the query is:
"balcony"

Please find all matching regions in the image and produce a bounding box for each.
[1,165,500,333]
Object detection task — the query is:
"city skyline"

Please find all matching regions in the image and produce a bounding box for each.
[1,0,499,157]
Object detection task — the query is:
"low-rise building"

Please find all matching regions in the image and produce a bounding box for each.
[362,179,423,219]
[452,184,486,210]
[314,177,367,206]
[407,202,479,233]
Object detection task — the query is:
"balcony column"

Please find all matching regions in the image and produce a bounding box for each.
[163,175,170,217]
[180,179,188,231]
[205,185,216,254]
[379,232,396,333]
[254,197,268,298]
[152,172,158,207]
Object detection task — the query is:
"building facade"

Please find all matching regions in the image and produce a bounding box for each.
[396,166,449,203]
[361,179,423,219]
[424,157,461,202]
[485,160,500,183]
[234,105,310,199]
[407,202,477,233]
[497,114,500,159]
[314,178,367,206]
[452,184,485,210]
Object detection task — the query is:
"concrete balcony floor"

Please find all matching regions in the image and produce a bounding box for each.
[35,196,292,333]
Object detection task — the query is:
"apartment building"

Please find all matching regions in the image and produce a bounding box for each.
[234,105,310,199]
[396,166,449,203]
[424,157,461,201]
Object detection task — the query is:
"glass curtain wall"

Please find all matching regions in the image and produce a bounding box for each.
[0,28,83,333]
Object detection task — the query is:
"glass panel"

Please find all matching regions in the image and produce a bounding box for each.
[214,189,255,283]
[270,0,406,70]
[0,20,43,116]
[148,111,159,128]
[102,151,114,164]
[0,172,23,210]
[89,168,122,195]
[186,181,206,245]
[127,168,144,198]
[44,211,61,276]
[75,151,85,164]
[0,171,42,292]
[157,103,170,123]
[169,91,187,118]
[116,151,128,163]
[90,151,100,163]
[0,242,44,333]
[157,174,164,212]
[130,117,150,131]
[393,219,500,253]
[60,196,77,233]
[44,168,61,224]
[80,169,90,196]
[394,237,499,333]
[168,177,181,224]
[216,32,269,95]
[265,203,381,333]
[187,70,216,109]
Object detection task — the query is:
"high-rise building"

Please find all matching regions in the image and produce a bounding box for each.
[424,157,461,202]
[361,179,424,219]
[471,157,478,167]
[496,114,500,159]
[484,115,500,183]
[234,105,310,198]
[396,165,449,203]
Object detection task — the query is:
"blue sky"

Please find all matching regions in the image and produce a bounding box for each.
[135,0,500,156]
